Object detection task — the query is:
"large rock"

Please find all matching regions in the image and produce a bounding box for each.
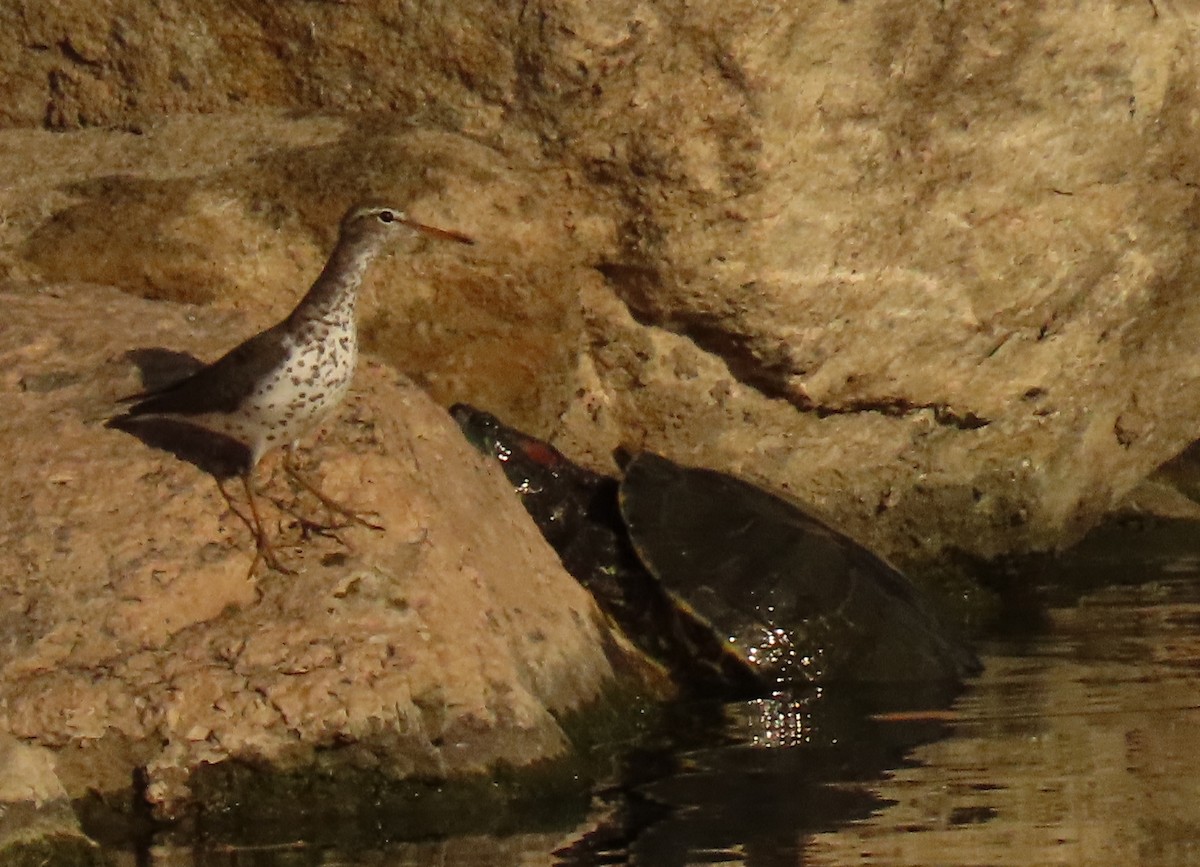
[0,735,98,865]
[0,282,636,819]
[1,4,1199,563]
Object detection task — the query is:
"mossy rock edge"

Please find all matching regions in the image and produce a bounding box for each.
[76,681,661,851]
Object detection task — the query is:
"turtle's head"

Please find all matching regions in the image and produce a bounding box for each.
[451,403,508,460]
[339,202,474,253]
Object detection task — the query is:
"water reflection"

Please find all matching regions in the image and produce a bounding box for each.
[558,683,963,866]
[808,573,1200,866]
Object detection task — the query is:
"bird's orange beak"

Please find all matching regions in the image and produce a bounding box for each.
[403,219,475,245]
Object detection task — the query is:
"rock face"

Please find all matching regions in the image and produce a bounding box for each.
[0,734,93,861]
[0,283,631,818]
[3,2,1200,573]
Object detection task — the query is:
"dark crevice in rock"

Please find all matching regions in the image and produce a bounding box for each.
[595,261,793,396]
[806,397,991,430]
[596,261,990,431]
[57,38,103,68]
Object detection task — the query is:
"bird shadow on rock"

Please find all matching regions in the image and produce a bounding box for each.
[121,347,205,392]
[107,347,250,480]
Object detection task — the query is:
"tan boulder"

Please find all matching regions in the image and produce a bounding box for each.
[0,282,640,818]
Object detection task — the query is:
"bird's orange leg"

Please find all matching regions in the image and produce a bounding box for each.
[217,474,294,575]
[242,472,296,573]
[282,447,384,531]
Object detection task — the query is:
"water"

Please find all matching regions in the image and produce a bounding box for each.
[96,521,1200,866]
[807,579,1200,864]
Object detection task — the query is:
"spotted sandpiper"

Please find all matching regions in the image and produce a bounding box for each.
[116,202,474,571]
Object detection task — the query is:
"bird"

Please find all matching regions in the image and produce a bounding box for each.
[114,202,474,572]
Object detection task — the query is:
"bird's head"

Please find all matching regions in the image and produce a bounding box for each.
[339,202,475,251]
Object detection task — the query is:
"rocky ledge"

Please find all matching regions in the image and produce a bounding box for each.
[0,282,653,834]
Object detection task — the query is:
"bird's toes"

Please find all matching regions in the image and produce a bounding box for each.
[295,516,352,544]
[263,553,297,576]
[351,511,385,532]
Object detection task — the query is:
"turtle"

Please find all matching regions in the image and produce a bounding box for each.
[452,404,979,697]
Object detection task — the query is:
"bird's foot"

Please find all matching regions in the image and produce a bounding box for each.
[218,475,296,576]
[249,539,296,577]
[329,505,385,532]
[295,515,352,547]
[282,464,385,532]
[266,490,363,544]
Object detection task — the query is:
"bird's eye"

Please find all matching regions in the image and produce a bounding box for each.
[378,210,395,223]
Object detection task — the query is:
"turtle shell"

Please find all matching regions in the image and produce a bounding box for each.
[618,452,980,687]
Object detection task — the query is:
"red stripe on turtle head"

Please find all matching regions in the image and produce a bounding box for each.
[518,438,566,469]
